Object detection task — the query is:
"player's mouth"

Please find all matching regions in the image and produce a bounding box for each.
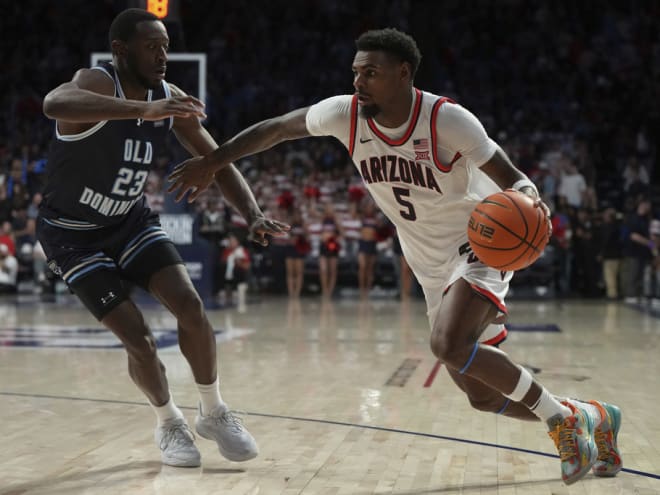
[154,66,166,78]
[356,93,371,104]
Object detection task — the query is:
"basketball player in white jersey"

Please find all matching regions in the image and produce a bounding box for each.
[168,28,621,484]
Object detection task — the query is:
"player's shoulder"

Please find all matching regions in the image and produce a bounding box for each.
[166,82,186,97]
[311,94,354,113]
[71,67,116,97]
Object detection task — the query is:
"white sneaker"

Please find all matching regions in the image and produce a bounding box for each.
[195,403,259,461]
[155,418,201,467]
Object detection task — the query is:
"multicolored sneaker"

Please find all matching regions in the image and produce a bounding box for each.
[590,400,623,477]
[547,401,599,485]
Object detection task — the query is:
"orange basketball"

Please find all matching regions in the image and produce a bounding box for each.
[467,190,551,271]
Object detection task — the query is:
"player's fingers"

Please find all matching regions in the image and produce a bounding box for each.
[166,180,179,193]
[188,187,204,203]
[179,95,205,108]
[271,220,291,231]
[175,185,190,203]
[174,187,186,203]
[263,220,287,233]
[248,232,268,246]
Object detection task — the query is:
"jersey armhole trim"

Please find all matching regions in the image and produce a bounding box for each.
[56,120,108,142]
[56,64,115,141]
[430,96,461,173]
[162,81,174,130]
[348,94,358,157]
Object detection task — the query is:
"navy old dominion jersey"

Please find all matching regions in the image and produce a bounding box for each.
[40,62,173,228]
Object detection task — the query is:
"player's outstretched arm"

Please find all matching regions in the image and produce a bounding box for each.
[43,68,206,125]
[169,84,290,243]
[168,107,311,202]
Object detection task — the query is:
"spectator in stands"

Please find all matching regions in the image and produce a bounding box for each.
[558,160,587,209]
[533,161,558,212]
[11,207,35,251]
[319,202,342,298]
[391,230,413,300]
[572,208,599,297]
[0,243,18,294]
[144,172,165,213]
[357,201,379,298]
[551,196,573,296]
[597,208,624,300]
[340,202,361,258]
[645,219,660,300]
[0,186,12,225]
[221,233,251,306]
[621,198,654,302]
[622,156,650,193]
[285,210,309,298]
[0,221,16,256]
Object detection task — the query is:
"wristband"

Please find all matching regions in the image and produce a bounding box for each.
[511,178,539,196]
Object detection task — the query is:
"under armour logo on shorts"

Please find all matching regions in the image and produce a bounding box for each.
[47,261,62,276]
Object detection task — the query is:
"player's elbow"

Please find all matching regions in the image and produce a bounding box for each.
[42,91,62,119]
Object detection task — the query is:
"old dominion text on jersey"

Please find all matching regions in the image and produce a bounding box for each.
[358,155,442,194]
[40,62,173,228]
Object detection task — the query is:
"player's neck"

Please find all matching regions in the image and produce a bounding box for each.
[116,70,149,101]
[372,87,414,128]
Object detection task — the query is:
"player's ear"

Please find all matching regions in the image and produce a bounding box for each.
[111,40,128,58]
[400,62,412,83]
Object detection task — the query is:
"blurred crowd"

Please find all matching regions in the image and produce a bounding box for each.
[0,1,658,301]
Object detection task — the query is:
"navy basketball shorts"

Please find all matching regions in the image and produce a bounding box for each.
[37,208,183,320]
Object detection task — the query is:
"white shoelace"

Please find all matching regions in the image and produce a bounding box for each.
[214,410,246,434]
[160,422,195,450]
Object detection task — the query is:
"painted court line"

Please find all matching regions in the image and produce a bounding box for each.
[423,360,442,387]
[1,390,657,481]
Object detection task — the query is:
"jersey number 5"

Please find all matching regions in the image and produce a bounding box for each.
[111,168,149,197]
[392,187,416,221]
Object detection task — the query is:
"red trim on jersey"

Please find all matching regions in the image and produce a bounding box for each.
[482,327,508,347]
[469,283,508,314]
[367,88,423,146]
[430,96,458,172]
[348,94,358,157]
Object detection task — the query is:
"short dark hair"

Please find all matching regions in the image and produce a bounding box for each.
[356,28,422,78]
[109,8,159,47]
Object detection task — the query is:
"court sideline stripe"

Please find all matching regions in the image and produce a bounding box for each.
[423,360,442,387]
[1,390,658,481]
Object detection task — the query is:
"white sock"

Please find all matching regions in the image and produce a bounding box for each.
[563,398,603,424]
[152,397,184,426]
[197,377,225,416]
[531,388,572,424]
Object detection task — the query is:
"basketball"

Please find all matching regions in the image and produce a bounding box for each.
[467,190,551,271]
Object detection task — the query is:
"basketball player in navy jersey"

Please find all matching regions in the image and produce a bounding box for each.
[38,8,289,467]
[168,29,622,484]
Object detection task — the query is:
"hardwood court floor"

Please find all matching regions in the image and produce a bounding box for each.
[0,295,659,494]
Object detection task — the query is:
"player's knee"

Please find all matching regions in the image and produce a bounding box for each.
[174,289,205,327]
[126,333,158,363]
[429,326,467,367]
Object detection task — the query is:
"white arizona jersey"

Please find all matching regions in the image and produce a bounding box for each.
[306,88,502,289]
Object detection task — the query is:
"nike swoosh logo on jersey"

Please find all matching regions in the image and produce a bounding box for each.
[359,138,373,143]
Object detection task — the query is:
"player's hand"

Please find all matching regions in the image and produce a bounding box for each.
[534,198,553,236]
[167,156,216,202]
[142,96,207,121]
[247,216,291,247]
[508,188,552,236]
